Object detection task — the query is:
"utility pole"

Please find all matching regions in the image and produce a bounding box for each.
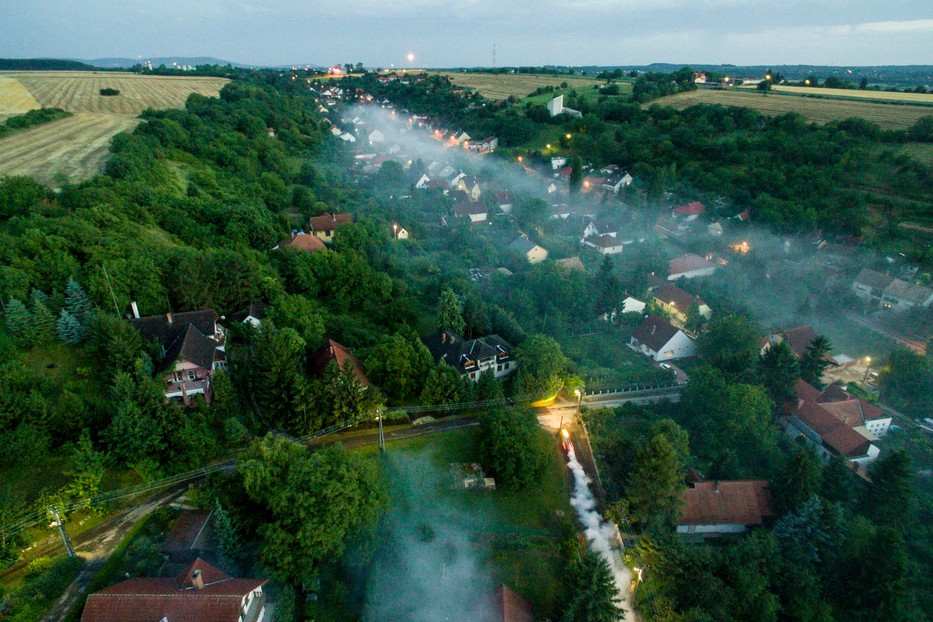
[49,507,76,558]
[377,409,385,454]
[492,44,496,69]
[102,264,121,316]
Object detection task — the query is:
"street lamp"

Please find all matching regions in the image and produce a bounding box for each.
[862,356,872,386]
[393,223,398,239]
[574,388,582,416]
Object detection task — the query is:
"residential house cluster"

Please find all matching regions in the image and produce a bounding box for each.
[783,379,891,467]
[852,268,933,311]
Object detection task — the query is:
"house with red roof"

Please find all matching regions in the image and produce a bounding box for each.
[81,558,267,622]
[784,379,884,466]
[492,585,534,622]
[309,212,354,243]
[309,339,374,387]
[677,480,773,536]
[273,231,326,253]
[672,201,705,221]
[761,326,821,359]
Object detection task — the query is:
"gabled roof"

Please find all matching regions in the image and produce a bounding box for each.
[680,480,772,527]
[129,310,217,347]
[822,399,888,426]
[453,202,487,217]
[631,316,683,352]
[780,326,819,358]
[81,558,266,622]
[309,212,353,232]
[853,268,895,290]
[493,585,533,622]
[230,302,267,324]
[789,396,872,458]
[669,253,715,276]
[308,339,372,386]
[653,283,706,310]
[509,237,540,255]
[673,201,705,216]
[163,324,217,371]
[278,232,326,252]
[586,234,624,249]
[495,190,514,205]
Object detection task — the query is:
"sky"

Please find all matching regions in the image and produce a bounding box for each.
[1,0,931,67]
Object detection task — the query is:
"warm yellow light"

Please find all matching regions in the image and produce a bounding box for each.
[517,156,523,162]
[546,144,551,149]
[574,389,581,397]
[561,429,570,439]
[566,133,572,139]
[865,356,871,364]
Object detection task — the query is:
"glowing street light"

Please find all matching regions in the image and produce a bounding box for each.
[862,356,872,386]
[546,143,551,150]
[565,133,572,139]
[407,52,415,64]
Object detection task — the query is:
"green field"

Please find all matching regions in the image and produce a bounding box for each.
[434,71,603,100]
[650,89,932,130]
[352,426,574,621]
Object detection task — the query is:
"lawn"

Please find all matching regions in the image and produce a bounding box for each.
[345,425,574,621]
[561,331,674,391]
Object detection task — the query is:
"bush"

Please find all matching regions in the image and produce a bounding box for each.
[99,88,120,96]
[478,408,549,489]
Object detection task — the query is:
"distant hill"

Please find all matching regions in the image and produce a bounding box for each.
[0,58,95,71]
[88,56,254,69]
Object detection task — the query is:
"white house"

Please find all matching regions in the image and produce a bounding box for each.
[668,254,716,280]
[368,129,385,144]
[629,316,697,361]
[339,132,356,143]
[509,236,548,264]
[391,222,409,240]
[583,234,625,255]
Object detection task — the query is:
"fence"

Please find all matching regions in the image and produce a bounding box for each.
[583,383,683,399]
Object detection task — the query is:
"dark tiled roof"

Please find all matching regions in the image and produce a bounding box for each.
[653,283,706,310]
[509,237,538,255]
[680,480,772,527]
[631,316,681,352]
[129,310,216,347]
[81,558,266,622]
[423,332,513,375]
[854,268,895,290]
[230,302,268,324]
[163,325,217,371]
[669,253,715,277]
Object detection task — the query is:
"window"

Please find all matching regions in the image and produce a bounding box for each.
[497,364,503,372]
[187,370,197,381]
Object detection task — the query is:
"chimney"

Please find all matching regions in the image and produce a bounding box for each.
[192,569,203,590]
[166,312,173,326]
[441,332,447,343]
[650,323,656,335]
[130,301,140,319]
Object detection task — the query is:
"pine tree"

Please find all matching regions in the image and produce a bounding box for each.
[212,499,243,560]
[64,278,95,342]
[800,335,833,387]
[56,309,82,344]
[758,340,800,403]
[436,288,465,336]
[28,290,56,343]
[64,429,105,509]
[4,298,32,343]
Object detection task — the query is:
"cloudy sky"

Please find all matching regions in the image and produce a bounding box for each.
[1,0,930,67]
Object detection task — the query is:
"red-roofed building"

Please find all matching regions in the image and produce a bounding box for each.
[672,201,705,221]
[761,326,821,359]
[677,480,772,536]
[784,379,883,465]
[309,212,354,243]
[273,231,327,253]
[308,339,373,387]
[652,283,712,325]
[81,558,267,622]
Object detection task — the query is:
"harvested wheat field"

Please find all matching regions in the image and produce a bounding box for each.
[431,71,601,100]
[0,72,229,185]
[5,71,228,115]
[650,89,932,130]
[0,113,139,184]
[740,84,933,105]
